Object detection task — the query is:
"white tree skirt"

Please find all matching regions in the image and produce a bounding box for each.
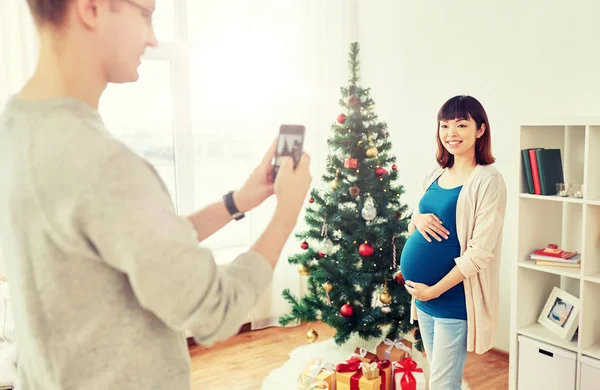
[260,332,470,389]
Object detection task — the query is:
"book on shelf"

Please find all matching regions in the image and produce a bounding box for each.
[521,148,564,195]
[529,244,581,267]
[534,259,581,268]
[533,247,578,259]
[530,253,580,263]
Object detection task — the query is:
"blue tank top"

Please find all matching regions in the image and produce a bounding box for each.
[400,179,466,320]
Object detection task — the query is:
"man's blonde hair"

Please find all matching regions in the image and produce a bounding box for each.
[26,0,69,25]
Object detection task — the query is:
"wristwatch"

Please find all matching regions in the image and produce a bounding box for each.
[223,191,245,221]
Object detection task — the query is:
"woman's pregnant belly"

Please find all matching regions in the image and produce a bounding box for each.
[400,230,461,286]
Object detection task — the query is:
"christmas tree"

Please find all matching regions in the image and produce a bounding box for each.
[279,42,422,351]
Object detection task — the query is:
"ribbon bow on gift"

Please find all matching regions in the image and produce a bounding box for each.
[359,362,379,380]
[383,338,412,361]
[393,357,423,390]
[297,359,334,390]
[337,358,389,390]
[297,376,329,390]
[353,348,370,360]
[308,359,335,379]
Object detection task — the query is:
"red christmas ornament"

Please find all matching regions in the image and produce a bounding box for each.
[349,96,359,106]
[392,164,398,171]
[394,271,405,285]
[358,242,374,257]
[375,167,388,177]
[318,252,326,258]
[309,197,314,203]
[340,303,354,317]
[301,241,309,250]
[337,113,347,124]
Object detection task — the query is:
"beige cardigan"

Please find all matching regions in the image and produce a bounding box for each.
[409,164,507,354]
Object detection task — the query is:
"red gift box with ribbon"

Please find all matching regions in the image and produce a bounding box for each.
[393,357,426,390]
[344,158,358,169]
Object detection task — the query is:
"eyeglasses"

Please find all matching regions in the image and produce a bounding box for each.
[118,0,155,27]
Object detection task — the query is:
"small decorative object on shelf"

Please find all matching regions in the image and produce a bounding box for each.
[556,183,571,197]
[571,184,584,198]
[538,286,580,341]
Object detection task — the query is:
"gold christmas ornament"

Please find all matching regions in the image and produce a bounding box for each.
[297,264,309,276]
[366,144,379,158]
[322,282,333,292]
[331,179,339,190]
[306,328,319,343]
[379,289,392,304]
[331,169,340,190]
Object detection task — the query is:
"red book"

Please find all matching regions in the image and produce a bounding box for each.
[529,149,542,195]
[533,248,578,259]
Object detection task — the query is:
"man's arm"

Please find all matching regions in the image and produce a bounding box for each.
[186,195,295,269]
[186,192,249,243]
[81,147,275,347]
[187,139,279,243]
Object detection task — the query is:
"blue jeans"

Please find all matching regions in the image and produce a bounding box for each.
[417,307,468,390]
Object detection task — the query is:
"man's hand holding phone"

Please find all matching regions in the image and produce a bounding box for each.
[233,139,278,213]
[273,153,312,227]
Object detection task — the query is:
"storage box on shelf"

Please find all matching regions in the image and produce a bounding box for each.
[580,355,600,390]
[517,335,577,390]
[510,119,600,390]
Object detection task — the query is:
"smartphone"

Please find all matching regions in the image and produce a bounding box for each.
[272,124,305,180]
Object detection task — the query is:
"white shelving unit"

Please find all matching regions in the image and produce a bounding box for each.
[510,119,600,389]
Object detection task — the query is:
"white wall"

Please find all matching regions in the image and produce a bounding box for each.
[357,0,600,352]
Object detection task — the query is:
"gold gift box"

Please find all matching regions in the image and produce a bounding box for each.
[336,370,382,390]
[298,359,335,390]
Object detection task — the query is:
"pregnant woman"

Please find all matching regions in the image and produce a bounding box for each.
[400,95,507,390]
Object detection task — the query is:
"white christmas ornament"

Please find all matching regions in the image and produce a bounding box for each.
[320,238,334,254]
[361,195,377,221]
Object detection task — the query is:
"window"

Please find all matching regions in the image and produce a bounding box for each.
[97,0,343,260]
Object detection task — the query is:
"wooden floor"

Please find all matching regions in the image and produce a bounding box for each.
[189,321,509,390]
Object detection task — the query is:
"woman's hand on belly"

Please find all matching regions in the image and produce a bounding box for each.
[412,213,450,242]
[404,280,440,302]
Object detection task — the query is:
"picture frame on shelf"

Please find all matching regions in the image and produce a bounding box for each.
[538,286,580,341]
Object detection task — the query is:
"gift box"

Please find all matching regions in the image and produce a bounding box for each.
[376,338,413,363]
[377,360,392,390]
[353,347,378,363]
[298,359,336,390]
[336,358,390,390]
[393,358,426,390]
[344,158,358,169]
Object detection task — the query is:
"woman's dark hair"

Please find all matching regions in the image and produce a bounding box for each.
[435,95,495,168]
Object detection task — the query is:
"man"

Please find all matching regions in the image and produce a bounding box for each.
[0,0,312,388]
